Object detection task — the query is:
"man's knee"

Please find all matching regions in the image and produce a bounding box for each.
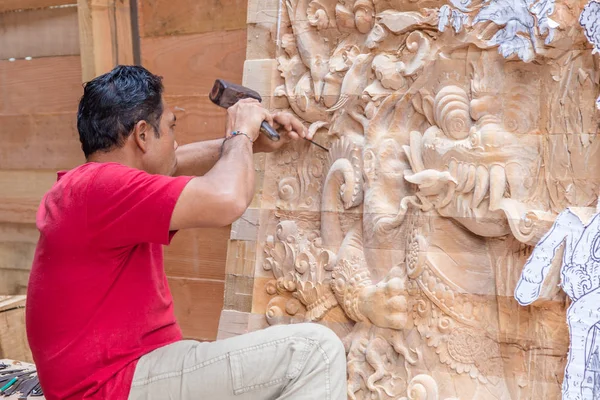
[288,323,346,365]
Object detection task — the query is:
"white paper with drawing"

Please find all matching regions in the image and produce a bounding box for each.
[516,204,600,400]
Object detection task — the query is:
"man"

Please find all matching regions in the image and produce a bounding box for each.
[25,65,347,400]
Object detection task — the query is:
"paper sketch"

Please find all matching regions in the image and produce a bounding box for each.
[515,204,600,400]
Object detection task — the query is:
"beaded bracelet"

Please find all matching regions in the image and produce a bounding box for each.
[228,131,253,143]
[220,131,253,155]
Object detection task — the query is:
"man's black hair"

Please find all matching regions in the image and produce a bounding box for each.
[77,65,164,158]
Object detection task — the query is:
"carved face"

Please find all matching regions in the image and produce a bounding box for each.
[407,57,544,239]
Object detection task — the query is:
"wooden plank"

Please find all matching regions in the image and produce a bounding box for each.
[165,227,230,280]
[167,95,228,145]
[78,0,134,82]
[0,56,82,115]
[0,242,36,271]
[0,170,57,224]
[0,297,32,362]
[242,59,279,109]
[0,113,84,170]
[168,277,224,341]
[0,224,38,293]
[0,223,38,294]
[0,223,39,244]
[0,296,26,312]
[223,240,256,312]
[246,23,276,61]
[247,0,278,24]
[0,0,75,12]
[0,6,79,61]
[138,0,247,38]
[0,269,30,295]
[141,29,246,96]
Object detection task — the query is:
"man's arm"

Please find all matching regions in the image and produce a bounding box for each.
[170,135,255,230]
[173,111,312,177]
[174,139,223,177]
[169,106,311,230]
[169,99,270,230]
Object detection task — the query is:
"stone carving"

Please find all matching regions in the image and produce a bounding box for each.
[246,0,600,398]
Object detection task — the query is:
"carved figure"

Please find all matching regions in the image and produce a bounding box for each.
[247,0,600,398]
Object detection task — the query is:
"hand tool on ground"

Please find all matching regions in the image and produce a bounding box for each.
[3,376,25,396]
[209,79,328,151]
[16,375,41,399]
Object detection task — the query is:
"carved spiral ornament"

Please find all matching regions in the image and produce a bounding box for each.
[278,177,300,203]
[434,85,472,140]
[404,374,440,400]
[307,0,330,30]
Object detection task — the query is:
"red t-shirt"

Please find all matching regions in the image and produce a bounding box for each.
[26,162,194,399]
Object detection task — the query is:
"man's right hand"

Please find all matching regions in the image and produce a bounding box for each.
[225,99,273,142]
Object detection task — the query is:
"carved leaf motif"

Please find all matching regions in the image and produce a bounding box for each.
[263,220,341,323]
[377,9,437,34]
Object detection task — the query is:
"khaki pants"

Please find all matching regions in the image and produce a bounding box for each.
[127,323,348,400]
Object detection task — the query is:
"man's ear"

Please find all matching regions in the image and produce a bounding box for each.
[133,120,150,153]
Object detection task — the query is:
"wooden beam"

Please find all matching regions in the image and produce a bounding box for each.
[77,0,135,82]
[165,227,230,281]
[0,170,57,224]
[0,112,84,170]
[0,0,75,13]
[138,0,247,38]
[164,95,229,147]
[0,56,82,115]
[141,29,246,96]
[0,296,32,362]
[168,277,225,341]
[0,6,79,61]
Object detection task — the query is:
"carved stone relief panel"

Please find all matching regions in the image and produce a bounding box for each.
[232,0,600,398]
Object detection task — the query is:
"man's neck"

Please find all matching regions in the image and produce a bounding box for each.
[87,148,142,171]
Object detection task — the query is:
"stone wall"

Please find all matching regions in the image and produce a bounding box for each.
[220,0,600,398]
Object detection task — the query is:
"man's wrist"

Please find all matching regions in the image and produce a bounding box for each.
[220,132,253,156]
[226,130,254,142]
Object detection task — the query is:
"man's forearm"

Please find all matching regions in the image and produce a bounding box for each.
[203,137,255,211]
[174,139,224,177]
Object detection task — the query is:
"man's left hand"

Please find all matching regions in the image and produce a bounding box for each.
[253,112,312,153]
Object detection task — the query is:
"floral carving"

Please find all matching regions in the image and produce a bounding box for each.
[263,221,340,322]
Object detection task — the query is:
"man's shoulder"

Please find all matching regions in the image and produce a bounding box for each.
[62,162,137,179]
[57,162,145,189]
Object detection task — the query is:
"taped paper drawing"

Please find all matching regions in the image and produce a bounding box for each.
[222,0,600,398]
[516,205,600,400]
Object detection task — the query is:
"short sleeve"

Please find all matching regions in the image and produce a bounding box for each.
[86,163,193,247]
